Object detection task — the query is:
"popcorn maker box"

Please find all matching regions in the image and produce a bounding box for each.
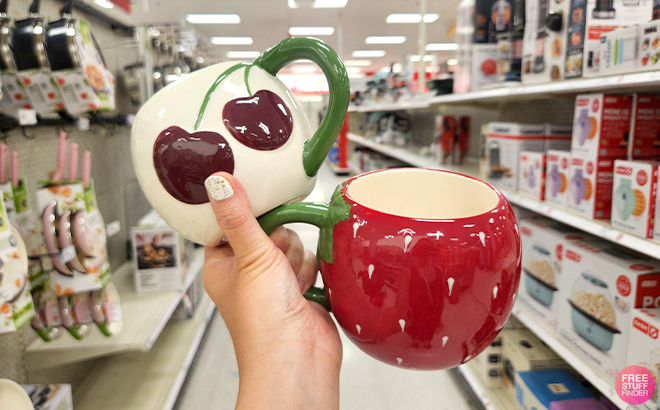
[626,308,660,410]
[557,239,660,382]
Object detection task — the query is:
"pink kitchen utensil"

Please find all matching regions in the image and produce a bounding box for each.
[0,143,7,184]
[69,146,96,260]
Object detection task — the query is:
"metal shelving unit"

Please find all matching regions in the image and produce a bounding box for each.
[457,362,515,410]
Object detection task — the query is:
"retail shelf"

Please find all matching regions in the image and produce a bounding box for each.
[25,249,205,369]
[512,304,629,410]
[348,133,660,260]
[457,362,515,410]
[347,160,363,175]
[73,294,215,410]
[328,161,351,175]
[348,99,431,112]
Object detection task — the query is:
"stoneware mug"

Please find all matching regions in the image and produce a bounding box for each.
[259,168,522,369]
[132,38,349,245]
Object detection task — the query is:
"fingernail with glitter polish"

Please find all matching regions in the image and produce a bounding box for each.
[205,175,234,201]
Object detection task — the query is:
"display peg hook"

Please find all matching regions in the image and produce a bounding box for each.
[21,126,36,140]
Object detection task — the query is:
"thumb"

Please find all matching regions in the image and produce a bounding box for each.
[205,172,273,258]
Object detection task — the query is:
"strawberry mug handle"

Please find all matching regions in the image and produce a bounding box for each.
[253,38,350,177]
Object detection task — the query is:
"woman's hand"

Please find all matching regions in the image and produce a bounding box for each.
[203,172,342,410]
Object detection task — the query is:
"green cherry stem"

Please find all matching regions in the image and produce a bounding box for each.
[244,64,253,97]
[194,63,247,131]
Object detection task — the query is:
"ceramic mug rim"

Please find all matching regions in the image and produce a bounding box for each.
[340,168,506,222]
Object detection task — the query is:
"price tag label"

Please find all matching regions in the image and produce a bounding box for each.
[77,117,90,131]
[60,245,77,263]
[17,109,37,126]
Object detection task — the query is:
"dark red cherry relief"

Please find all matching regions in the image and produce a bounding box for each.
[222,89,293,151]
[153,126,234,205]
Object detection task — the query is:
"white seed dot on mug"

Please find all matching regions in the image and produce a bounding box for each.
[403,235,412,252]
[442,336,448,347]
[396,357,403,365]
[463,355,471,363]
[512,292,517,302]
[356,324,361,335]
[368,264,374,279]
[479,231,486,246]
[447,278,455,296]
[399,319,406,332]
[353,222,359,238]
[493,286,498,299]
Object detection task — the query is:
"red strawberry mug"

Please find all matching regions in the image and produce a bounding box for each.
[259,168,522,369]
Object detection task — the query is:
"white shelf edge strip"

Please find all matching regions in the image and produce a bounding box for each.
[161,301,216,410]
[457,365,497,410]
[144,255,205,350]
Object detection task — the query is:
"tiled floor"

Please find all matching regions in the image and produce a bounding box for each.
[174,163,477,410]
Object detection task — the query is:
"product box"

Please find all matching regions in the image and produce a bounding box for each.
[474,0,513,43]
[457,116,471,164]
[571,94,632,159]
[472,335,504,388]
[656,170,660,242]
[436,115,456,165]
[637,20,660,72]
[566,154,615,219]
[487,122,546,190]
[630,94,660,159]
[22,384,73,410]
[599,26,639,76]
[0,72,32,115]
[471,44,499,91]
[545,124,573,151]
[132,210,193,292]
[611,160,659,238]
[626,308,660,410]
[519,151,547,200]
[516,370,594,410]
[558,239,660,382]
[545,150,571,208]
[171,265,205,320]
[565,0,653,79]
[522,0,572,84]
[519,217,588,334]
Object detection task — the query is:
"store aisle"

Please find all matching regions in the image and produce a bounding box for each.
[174,163,476,410]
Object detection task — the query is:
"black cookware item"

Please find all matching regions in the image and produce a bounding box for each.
[0,0,16,72]
[45,0,79,71]
[11,0,49,71]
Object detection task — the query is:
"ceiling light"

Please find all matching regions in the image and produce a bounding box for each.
[288,0,348,8]
[344,60,371,67]
[352,50,386,58]
[365,36,406,44]
[426,43,458,51]
[94,0,114,9]
[410,54,434,62]
[291,66,317,73]
[386,13,439,23]
[345,67,362,74]
[211,37,253,45]
[392,63,403,73]
[447,58,458,65]
[289,27,335,36]
[186,14,241,24]
[226,51,260,59]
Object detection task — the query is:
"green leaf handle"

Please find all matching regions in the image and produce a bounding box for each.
[253,37,350,177]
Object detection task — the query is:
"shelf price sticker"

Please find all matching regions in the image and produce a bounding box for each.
[616,365,655,405]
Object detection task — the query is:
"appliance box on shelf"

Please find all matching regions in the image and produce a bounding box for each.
[486,122,546,191]
[637,20,660,72]
[558,239,660,383]
[471,44,499,91]
[519,217,587,334]
[599,26,639,76]
[522,0,572,84]
[436,115,456,165]
[473,0,513,44]
[515,370,595,410]
[21,384,73,410]
[545,150,571,208]
[630,94,660,159]
[566,154,615,220]
[131,210,194,293]
[564,0,653,79]
[571,94,632,159]
[611,160,659,239]
[625,308,660,410]
[545,124,573,151]
[519,151,547,200]
[170,264,205,320]
[472,335,504,388]
[501,328,568,400]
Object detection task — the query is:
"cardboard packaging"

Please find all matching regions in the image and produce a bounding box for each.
[545,150,571,208]
[564,0,653,79]
[487,122,546,190]
[545,124,573,151]
[519,151,547,200]
[637,20,660,72]
[630,94,660,159]
[515,370,594,410]
[471,44,500,91]
[436,115,456,165]
[558,239,660,382]
[171,266,205,320]
[132,210,194,292]
[566,154,615,219]
[599,26,639,76]
[522,0,572,84]
[472,336,504,388]
[474,0,514,44]
[626,308,660,410]
[22,384,73,410]
[656,169,660,242]
[571,94,632,159]
[611,160,659,238]
[519,217,588,334]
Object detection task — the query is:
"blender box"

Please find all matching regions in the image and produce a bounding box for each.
[486,122,546,191]
[471,44,499,91]
[545,124,573,151]
[519,217,588,334]
[571,94,632,159]
[22,384,73,410]
[519,151,547,200]
[630,94,660,159]
[637,20,660,72]
[599,26,639,76]
[626,308,660,410]
[545,150,571,208]
[473,0,514,43]
[515,370,594,410]
[564,0,653,79]
[566,154,615,220]
[472,335,504,388]
[522,0,572,84]
[558,239,660,382]
[611,160,659,239]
